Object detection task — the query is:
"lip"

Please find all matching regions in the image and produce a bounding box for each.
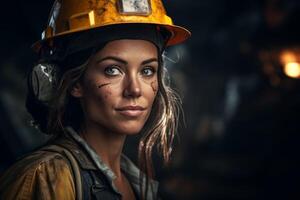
[115,105,146,117]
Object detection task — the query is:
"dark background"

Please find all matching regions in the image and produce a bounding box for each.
[1,0,300,199]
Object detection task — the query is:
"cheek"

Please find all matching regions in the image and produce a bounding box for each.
[96,85,116,103]
[104,92,111,100]
[142,79,158,103]
[140,74,158,93]
[85,78,115,103]
[84,71,125,105]
[150,81,158,94]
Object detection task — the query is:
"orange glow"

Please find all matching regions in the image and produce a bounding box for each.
[280,51,297,64]
[284,62,300,78]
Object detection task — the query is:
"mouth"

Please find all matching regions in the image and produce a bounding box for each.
[115,105,146,117]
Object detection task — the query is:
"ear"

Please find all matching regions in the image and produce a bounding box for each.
[70,82,83,98]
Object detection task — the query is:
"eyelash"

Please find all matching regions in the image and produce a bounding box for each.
[104,65,122,76]
[141,66,156,77]
[103,65,157,77]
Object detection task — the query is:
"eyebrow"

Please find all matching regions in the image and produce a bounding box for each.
[96,56,158,65]
[141,58,158,65]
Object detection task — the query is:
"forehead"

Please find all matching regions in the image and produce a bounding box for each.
[94,39,158,59]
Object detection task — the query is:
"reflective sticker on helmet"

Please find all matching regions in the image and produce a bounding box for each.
[118,0,151,16]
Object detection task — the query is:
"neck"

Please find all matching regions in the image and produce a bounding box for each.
[79,121,126,178]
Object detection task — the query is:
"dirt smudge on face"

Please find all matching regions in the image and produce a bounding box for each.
[98,83,111,89]
[97,83,112,99]
[150,81,158,94]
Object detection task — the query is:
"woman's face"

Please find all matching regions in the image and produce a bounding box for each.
[72,39,159,135]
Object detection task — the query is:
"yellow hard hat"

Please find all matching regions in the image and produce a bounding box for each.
[33,0,191,52]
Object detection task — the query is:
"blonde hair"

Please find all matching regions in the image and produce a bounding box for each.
[137,54,182,199]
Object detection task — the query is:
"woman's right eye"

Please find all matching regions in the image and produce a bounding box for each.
[104,66,122,76]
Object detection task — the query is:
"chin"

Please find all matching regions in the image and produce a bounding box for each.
[118,127,143,135]
[116,122,145,135]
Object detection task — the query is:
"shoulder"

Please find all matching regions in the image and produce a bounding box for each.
[0,147,75,200]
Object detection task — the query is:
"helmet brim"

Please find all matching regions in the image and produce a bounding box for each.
[32,22,191,53]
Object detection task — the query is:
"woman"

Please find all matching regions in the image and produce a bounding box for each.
[0,0,190,199]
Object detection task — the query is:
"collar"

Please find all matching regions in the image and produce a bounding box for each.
[65,126,159,199]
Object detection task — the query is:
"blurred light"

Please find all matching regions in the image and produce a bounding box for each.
[280,51,297,64]
[89,11,95,26]
[279,50,300,79]
[283,62,300,78]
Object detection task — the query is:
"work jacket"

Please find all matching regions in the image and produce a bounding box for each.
[0,127,159,200]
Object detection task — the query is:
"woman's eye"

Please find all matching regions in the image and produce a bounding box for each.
[104,66,122,76]
[141,67,156,76]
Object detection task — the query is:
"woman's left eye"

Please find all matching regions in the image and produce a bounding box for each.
[141,67,156,76]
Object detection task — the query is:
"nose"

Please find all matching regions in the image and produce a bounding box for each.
[123,74,142,98]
